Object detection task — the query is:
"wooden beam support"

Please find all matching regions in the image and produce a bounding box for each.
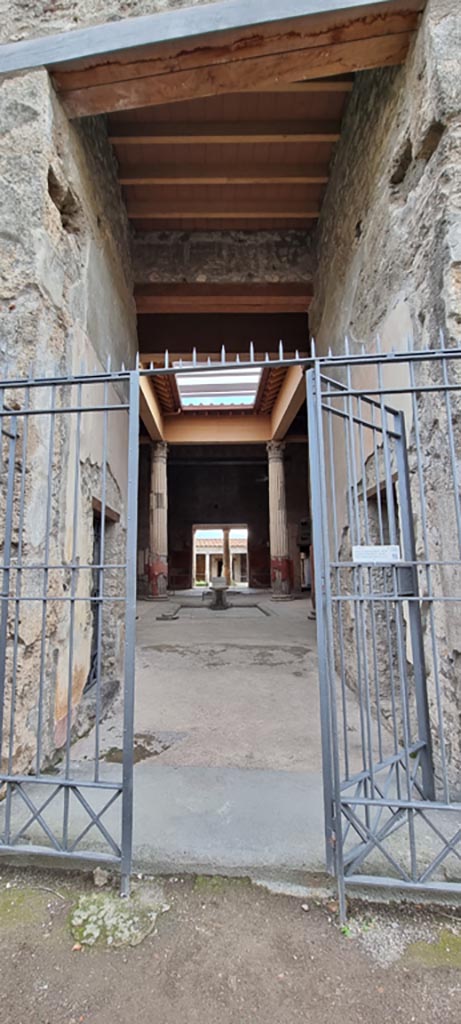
[139,375,164,440]
[135,283,313,314]
[137,300,312,313]
[129,205,320,222]
[109,122,341,145]
[255,78,354,93]
[271,365,306,439]
[0,1,424,75]
[64,32,414,116]
[0,0,424,117]
[119,165,329,185]
[138,301,312,313]
[163,413,272,444]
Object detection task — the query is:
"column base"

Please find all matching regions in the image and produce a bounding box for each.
[148,557,168,599]
[270,557,294,600]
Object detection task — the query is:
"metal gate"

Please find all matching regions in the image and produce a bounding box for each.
[0,367,139,893]
[3,344,461,908]
[308,342,461,916]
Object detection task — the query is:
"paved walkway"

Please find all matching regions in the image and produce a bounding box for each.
[74,592,334,881]
[6,591,456,888]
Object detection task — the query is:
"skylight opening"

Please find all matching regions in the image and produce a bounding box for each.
[175,368,262,410]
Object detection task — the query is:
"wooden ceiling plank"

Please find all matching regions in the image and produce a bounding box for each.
[62,31,414,117]
[135,283,312,298]
[133,221,317,231]
[119,164,330,184]
[109,121,341,144]
[254,366,286,414]
[136,300,312,313]
[128,209,320,221]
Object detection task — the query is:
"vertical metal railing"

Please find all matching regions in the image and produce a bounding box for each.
[0,368,139,891]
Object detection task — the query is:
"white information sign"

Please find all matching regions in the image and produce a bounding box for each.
[352,545,401,565]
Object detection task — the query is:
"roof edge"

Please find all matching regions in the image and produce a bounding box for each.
[0,0,425,75]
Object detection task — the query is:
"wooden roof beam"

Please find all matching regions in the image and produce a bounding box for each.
[0,1,425,76]
[0,0,424,117]
[71,33,414,117]
[129,206,320,223]
[135,283,313,314]
[163,413,272,444]
[254,78,354,93]
[137,301,312,313]
[58,30,415,116]
[119,165,330,185]
[139,375,164,440]
[109,122,341,145]
[271,365,307,439]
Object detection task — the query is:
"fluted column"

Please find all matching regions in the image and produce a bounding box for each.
[149,442,168,598]
[222,527,231,585]
[267,441,293,599]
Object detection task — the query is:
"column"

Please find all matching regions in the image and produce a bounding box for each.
[266,441,293,599]
[222,528,231,585]
[148,442,168,598]
[205,552,211,584]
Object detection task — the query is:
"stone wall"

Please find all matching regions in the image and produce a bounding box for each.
[133,231,315,285]
[0,70,136,380]
[1,0,220,43]
[0,70,137,774]
[310,0,460,354]
[309,0,461,792]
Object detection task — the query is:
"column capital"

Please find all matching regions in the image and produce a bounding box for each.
[266,441,285,462]
[152,441,168,462]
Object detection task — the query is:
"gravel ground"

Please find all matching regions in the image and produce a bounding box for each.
[0,867,461,1024]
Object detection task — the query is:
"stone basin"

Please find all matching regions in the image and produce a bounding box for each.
[210,576,230,610]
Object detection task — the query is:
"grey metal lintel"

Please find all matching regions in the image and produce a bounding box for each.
[0,0,424,75]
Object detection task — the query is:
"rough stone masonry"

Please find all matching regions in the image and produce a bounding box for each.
[0,66,137,772]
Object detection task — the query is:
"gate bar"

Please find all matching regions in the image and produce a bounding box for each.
[120,369,140,896]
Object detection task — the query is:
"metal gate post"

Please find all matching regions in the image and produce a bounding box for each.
[394,410,435,801]
[307,368,343,897]
[120,370,140,896]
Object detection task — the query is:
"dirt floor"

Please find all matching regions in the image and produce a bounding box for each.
[0,866,461,1024]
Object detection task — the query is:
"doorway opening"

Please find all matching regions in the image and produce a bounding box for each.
[193,526,249,588]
